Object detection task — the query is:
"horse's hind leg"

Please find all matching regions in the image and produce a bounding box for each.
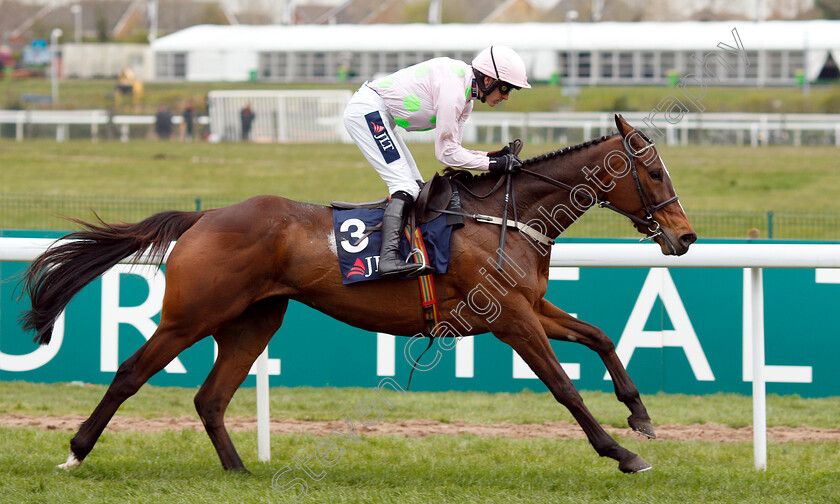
[59,322,205,469]
[496,314,651,474]
[536,298,654,438]
[194,297,289,472]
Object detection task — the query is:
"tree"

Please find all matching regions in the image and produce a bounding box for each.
[814,0,840,18]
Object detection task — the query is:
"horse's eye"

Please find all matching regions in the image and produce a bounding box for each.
[650,170,662,181]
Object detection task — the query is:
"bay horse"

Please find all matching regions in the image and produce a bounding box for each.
[20,115,696,476]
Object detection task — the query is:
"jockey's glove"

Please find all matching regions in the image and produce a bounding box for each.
[488,153,522,174]
[487,145,511,158]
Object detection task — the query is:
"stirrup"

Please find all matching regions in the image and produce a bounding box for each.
[378,262,426,278]
[378,249,434,278]
[404,247,434,277]
[405,265,435,278]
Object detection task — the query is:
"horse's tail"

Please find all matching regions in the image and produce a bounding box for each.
[19,210,207,346]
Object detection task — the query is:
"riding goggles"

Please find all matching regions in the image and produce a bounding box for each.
[498,81,521,95]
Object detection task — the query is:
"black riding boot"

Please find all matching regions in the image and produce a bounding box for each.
[378,192,423,278]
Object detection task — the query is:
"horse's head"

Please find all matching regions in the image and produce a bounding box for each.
[605,114,697,255]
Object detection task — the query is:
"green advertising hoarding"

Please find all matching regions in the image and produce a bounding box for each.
[1,233,838,398]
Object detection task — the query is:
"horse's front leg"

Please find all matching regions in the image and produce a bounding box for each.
[494,313,651,474]
[535,298,655,439]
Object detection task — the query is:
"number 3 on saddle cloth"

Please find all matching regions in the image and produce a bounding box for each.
[332,208,453,285]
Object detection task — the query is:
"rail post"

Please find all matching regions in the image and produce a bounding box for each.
[749,267,767,470]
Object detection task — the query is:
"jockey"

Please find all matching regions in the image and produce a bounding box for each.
[344,45,531,277]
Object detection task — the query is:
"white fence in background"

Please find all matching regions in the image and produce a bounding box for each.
[2,107,840,147]
[206,90,353,143]
[466,111,840,148]
[3,238,839,469]
[0,109,210,142]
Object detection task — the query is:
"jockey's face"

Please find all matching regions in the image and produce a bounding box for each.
[480,76,512,107]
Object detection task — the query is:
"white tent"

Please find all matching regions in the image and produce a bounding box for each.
[151,21,840,82]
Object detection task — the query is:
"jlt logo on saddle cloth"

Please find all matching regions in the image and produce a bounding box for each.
[332,208,452,284]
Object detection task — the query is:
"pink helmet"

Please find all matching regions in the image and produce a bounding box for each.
[472,45,531,90]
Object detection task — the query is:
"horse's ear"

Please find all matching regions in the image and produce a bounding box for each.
[614,114,632,137]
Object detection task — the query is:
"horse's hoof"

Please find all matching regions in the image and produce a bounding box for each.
[619,455,652,474]
[227,466,252,475]
[57,450,82,470]
[628,415,656,439]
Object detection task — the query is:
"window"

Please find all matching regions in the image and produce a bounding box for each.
[642,52,656,79]
[577,52,591,78]
[660,52,675,78]
[336,51,361,81]
[768,51,783,79]
[312,52,326,78]
[293,53,309,80]
[259,52,288,80]
[601,51,615,79]
[691,51,729,81]
[745,51,759,79]
[155,52,186,80]
[557,51,570,77]
[382,52,400,73]
[618,52,634,79]
[717,50,741,81]
[441,51,471,63]
[405,52,434,67]
[787,51,804,79]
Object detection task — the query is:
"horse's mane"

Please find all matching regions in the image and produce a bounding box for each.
[441,134,619,182]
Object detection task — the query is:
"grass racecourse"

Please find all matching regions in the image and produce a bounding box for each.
[1,382,839,504]
[1,139,839,503]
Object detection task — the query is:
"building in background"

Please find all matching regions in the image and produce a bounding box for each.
[151,21,840,86]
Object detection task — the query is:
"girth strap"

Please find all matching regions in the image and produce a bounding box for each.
[473,214,555,246]
[435,209,555,246]
[404,225,440,392]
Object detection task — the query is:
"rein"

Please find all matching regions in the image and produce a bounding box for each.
[450,172,507,200]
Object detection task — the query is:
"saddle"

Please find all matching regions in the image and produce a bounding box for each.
[331,173,463,228]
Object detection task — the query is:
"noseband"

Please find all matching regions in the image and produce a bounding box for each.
[520,132,680,242]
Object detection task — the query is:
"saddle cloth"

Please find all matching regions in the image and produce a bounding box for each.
[332,209,453,285]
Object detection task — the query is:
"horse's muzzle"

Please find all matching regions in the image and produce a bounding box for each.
[657,230,697,256]
[671,231,697,256]
[680,232,698,250]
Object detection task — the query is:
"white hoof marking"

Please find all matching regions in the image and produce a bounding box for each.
[57,451,82,470]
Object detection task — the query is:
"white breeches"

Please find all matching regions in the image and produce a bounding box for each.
[343,85,422,199]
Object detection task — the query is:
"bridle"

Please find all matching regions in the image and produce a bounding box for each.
[519,131,680,242]
[601,135,680,241]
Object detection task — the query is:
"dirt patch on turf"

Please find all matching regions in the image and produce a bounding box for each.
[1,414,838,443]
